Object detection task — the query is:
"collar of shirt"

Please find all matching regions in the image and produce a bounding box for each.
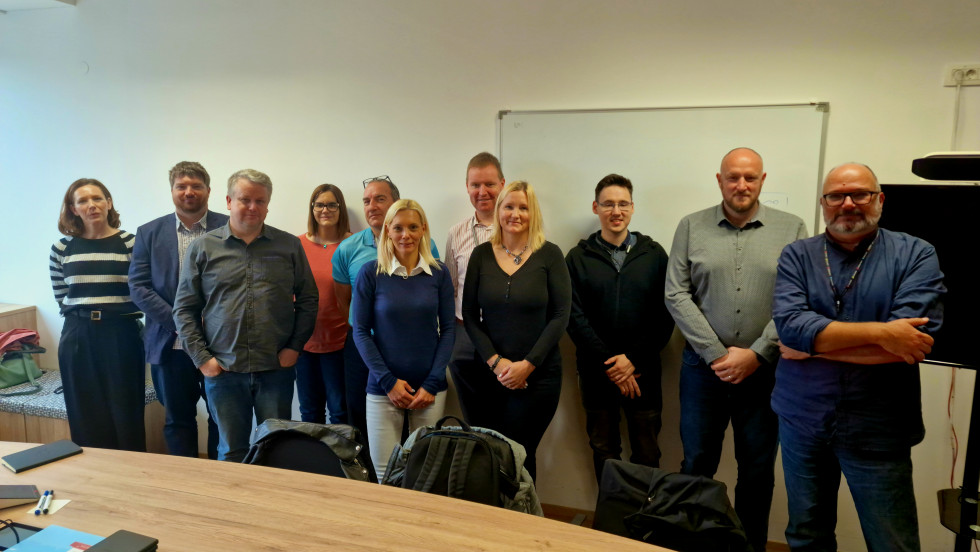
[175,211,209,232]
[823,228,879,258]
[714,202,766,230]
[389,254,433,278]
[471,214,492,229]
[217,222,272,242]
[596,231,634,252]
[353,227,379,249]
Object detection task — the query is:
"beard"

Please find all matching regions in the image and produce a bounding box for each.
[825,209,881,235]
[724,195,758,214]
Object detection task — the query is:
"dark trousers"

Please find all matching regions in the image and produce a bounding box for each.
[450,329,561,480]
[295,349,347,425]
[58,315,146,452]
[579,365,662,484]
[150,349,218,458]
[343,331,377,481]
[679,347,777,552]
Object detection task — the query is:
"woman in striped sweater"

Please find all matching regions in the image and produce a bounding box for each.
[50,178,145,451]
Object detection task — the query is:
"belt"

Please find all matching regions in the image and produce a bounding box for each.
[67,309,143,321]
[456,318,464,326]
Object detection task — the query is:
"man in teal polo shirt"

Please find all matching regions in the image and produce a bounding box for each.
[332,176,439,473]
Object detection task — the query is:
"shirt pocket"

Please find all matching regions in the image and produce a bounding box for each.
[253,256,292,284]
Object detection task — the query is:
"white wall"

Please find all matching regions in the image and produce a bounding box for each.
[1,1,978,549]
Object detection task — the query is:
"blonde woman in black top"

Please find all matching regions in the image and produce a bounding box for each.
[460,180,571,480]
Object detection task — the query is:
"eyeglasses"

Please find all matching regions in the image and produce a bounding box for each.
[363,175,394,188]
[597,201,634,212]
[312,202,340,212]
[821,191,879,207]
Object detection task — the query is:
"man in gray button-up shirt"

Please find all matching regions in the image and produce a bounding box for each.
[665,147,807,552]
[174,168,318,462]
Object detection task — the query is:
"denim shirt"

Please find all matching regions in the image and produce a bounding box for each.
[772,228,945,450]
[173,223,318,373]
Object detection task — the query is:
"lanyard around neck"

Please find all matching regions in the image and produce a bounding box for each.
[823,229,879,315]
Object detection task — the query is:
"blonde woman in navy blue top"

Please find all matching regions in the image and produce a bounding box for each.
[50,178,145,451]
[352,199,455,480]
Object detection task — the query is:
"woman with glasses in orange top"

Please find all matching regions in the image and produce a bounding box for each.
[296,184,352,425]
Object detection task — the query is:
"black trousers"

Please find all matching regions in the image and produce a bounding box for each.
[579,367,663,484]
[58,315,146,451]
[450,330,561,481]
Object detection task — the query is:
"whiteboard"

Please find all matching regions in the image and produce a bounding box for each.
[498,104,829,254]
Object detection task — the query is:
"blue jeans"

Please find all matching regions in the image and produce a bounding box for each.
[203,368,295,463]
[779,416,920,551]
[295,350,347,425]
[679,347,777,552]
[151,349,218,458]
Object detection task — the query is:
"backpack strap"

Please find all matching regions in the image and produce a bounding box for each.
[446,438,478,500]
[413,436,452,494]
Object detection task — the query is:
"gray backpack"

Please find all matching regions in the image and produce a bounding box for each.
[382,416,542,515]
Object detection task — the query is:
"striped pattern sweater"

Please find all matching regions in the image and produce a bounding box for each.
[49,231,138,314]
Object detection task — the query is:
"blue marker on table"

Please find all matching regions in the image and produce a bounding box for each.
[42,490,54,514]
[34,490,49,515]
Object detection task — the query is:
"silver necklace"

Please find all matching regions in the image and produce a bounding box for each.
[503,243,529,265]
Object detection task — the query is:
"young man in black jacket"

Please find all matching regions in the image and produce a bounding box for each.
[565,173,674,483]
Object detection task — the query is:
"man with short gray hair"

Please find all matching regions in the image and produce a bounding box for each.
[773,162,945,550]
[174,168,318,462]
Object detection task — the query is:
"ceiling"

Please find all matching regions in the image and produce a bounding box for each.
[0,0,75,14]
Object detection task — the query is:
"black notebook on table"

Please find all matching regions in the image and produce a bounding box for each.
[0,440,82,474]
[87,530,158,552]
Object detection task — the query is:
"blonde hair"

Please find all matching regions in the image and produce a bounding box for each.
[376,199,441,275]
[490,180,545,252]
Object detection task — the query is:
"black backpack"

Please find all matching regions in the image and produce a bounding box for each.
[382,415,521,507]
[594,460,748,552]
[242,419,376,483]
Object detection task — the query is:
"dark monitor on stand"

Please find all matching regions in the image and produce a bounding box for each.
[879,183,979,369]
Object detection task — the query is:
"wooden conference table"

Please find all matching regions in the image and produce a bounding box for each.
[0,442,668,551]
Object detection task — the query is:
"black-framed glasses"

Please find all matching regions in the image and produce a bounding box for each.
[363,175,394,188]
[312,202,341,212]
[821,191,879,207]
